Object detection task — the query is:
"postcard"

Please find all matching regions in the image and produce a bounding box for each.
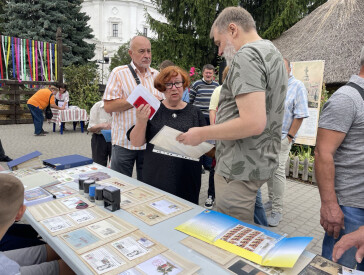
[82,247,125,274]
[61,196,86,209]
[117,268,143,275]
[41,216,73,233]
[125,187,160,201]
[228,259,268,275]
[67,209,96,224]
[43,182,76,198]
[62,228,100,249]
[149,199,180,215]
[112,236,149,261]
[97,177,136,192]
[137,254,182,275]
[87,220,121,239]
[298,255,342,275]
[73,171,110,183]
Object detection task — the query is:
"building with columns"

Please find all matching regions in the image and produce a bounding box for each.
[81,0,165,83]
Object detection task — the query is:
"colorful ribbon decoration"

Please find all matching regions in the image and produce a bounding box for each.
[0,35,57,82]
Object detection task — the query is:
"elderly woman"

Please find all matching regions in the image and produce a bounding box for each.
[129,66,206,203]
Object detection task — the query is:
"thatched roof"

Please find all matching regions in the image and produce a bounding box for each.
[273,0,364,85]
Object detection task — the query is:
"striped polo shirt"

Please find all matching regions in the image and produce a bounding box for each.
[189,79,219,117]
[103,62,163,150]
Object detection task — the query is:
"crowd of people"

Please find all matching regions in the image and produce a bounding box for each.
[1,5,364,274]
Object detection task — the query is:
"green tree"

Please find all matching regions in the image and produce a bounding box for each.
[109,41,131,72]
[1,0,95,66]
[147,0,239,70]
[240,0,328,40]
[64,64,101,113]
[0,0,5,33]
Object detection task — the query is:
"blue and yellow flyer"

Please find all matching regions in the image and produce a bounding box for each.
[175,210,312,268]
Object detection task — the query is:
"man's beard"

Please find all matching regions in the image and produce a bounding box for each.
[223,40,236,67]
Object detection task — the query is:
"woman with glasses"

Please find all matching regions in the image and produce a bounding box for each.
[128,66,206,204]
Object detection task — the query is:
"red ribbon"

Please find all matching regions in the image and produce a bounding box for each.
[26,39,33,80]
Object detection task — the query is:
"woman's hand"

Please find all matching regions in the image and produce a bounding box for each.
[136,104,151,124]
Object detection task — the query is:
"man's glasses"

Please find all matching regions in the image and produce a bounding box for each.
[165,81,184,89]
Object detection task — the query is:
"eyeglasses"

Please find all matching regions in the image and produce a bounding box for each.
[165,81,184,89]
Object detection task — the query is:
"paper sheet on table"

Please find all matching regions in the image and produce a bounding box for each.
[126,84,160,119]
[150,125,214,161]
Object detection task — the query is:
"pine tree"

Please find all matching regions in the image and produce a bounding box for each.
[1,0,95,66]
[147,0,239,70]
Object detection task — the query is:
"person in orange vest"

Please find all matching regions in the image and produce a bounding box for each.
[27,86,65,136]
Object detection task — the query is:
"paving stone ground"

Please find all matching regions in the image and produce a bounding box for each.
[0,123,323,255]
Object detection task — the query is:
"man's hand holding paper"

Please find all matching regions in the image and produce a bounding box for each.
[176,127,206,146]
[151,126,213,161]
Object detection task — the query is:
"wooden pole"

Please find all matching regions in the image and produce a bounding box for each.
[56,27,63,85]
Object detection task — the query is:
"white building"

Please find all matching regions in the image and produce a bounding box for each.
[81,0,165,83]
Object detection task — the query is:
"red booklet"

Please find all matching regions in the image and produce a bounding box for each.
[133,96,156,118]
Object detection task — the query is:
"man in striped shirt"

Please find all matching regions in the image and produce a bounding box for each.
[190,64,219,208]
[190,64,219,122]
[103,36,164,180]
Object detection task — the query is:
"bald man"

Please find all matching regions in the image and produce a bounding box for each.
[103,36,164,180]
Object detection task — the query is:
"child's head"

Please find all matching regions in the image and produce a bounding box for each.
[0,174,25,229]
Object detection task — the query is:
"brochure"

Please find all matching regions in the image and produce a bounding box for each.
[175,210,312,268]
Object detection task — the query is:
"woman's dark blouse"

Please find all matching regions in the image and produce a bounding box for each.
[142,103,206,204]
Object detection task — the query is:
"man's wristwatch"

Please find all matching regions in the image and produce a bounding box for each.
[287,133,294,139]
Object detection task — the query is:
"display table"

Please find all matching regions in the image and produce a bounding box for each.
[48,108,88,134]
[23,165,232,274]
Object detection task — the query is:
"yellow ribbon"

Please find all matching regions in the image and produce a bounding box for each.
[55,44,57,81]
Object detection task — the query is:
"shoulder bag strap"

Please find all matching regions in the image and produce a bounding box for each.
[346,82,364,101]
[127,64,141,85]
